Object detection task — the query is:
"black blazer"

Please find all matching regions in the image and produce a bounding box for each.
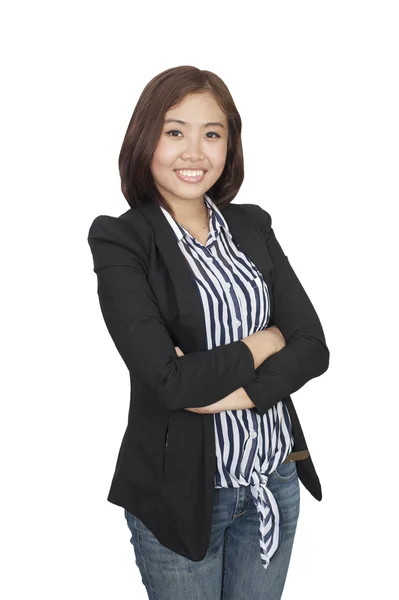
[87,200,330,562]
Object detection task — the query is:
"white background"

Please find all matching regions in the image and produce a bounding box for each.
[2,1,398,598]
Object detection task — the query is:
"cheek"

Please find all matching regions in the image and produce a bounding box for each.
[150,151,168,180]
[210,141,228,167]
[212,153,228,174]
[152,139,177,168]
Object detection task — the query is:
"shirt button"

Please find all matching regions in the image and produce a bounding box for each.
[225,283,231,290]
[250,431,257,438]
[235,320,241,326]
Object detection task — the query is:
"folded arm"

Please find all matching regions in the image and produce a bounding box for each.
[88,215,256,412]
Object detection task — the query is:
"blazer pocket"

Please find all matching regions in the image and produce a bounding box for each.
[162,417,170,473]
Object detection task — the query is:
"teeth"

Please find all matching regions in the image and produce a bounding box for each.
[176,169,205,177]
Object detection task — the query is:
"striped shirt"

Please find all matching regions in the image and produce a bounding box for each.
[160,194,294,570]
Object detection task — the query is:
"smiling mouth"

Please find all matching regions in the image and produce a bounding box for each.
[174,169,208,183]
[174,169,207,174]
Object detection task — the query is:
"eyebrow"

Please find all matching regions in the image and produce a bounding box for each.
[164,118,225,128]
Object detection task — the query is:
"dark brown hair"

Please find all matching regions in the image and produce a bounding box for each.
[118,65,244,216]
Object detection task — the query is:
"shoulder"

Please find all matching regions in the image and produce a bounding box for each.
[225,202,272,232]
[87,207,153,253]
[88,207,149,240]
[87,207,151,271]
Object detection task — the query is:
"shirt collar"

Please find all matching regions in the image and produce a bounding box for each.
[159,193,233,243]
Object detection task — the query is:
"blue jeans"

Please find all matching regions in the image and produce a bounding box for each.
[124,460,300,600]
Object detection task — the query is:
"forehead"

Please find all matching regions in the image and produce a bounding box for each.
[165,93,227,124]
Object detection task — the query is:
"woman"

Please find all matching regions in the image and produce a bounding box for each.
[87,65,330,600]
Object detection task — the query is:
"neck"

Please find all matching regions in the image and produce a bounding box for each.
[166,195,208,224]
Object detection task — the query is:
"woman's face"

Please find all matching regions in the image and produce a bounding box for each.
[150,92,228,207]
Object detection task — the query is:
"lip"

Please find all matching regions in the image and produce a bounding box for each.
[174,169,207,183]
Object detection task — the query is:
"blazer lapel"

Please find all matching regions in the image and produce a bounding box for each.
[138,201,275,351]
[138,200,208,351]
[221,204,274,319]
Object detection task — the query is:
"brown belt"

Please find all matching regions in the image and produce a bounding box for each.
[282,450,310,463]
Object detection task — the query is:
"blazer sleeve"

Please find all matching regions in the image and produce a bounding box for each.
[88,214,256,412]
[242,206,330,417]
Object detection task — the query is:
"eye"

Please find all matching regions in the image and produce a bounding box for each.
[165,130,221,139]
[166,130,182,137]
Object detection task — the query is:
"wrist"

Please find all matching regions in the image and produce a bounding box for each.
[237,387,256,409]
[203,388,255,413]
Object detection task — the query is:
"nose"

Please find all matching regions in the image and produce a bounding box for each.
[181,133,205,161]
